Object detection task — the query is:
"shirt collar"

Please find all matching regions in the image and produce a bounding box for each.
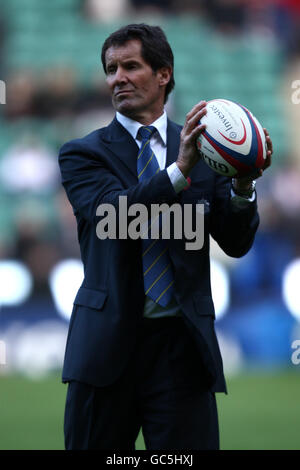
[116,111,167,146]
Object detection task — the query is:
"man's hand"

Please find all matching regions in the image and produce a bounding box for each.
[176,101,207,178]
[233,128,273,192]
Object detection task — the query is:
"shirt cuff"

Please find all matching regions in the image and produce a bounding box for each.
[167,162,189,193]
[230,188,256,208]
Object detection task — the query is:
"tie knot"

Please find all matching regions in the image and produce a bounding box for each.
[137,126,156,141]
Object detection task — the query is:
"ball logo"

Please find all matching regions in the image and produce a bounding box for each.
[219,119,247,145]
[209,104,233,133]
[204,155,229,174]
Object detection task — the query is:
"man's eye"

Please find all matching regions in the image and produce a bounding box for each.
[107,67,116,74]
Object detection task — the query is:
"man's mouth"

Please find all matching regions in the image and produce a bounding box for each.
[115,90,134,97]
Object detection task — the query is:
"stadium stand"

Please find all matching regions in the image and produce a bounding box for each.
[1,2,287,151]
[0,1,290,262]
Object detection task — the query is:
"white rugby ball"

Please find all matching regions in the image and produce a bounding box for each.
[197,99,267,177]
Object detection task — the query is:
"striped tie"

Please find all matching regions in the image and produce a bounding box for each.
[137,125,174,307]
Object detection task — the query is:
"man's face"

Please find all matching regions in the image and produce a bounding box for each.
[105,39,169,121]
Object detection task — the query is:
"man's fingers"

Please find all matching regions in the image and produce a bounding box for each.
[185,107,207,133]
[190,123,206,142]
[263,128,273,154]
[180,121,206,147]
[266,136,273,153]
[185,101,207,123]
[263,151,272,170]
[183,106,207,142]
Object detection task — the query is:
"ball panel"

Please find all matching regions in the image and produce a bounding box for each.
[237,104,266,169]
[252,114,267,168]
[197,137,237,176]
[201,129,256,167]
[202,130,254,177]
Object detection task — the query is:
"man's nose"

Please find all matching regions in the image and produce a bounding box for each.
[114,66,128,85]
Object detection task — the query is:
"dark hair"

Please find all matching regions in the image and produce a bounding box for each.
[101,24,175,103]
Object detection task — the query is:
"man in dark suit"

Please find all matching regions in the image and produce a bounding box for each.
[59,24,273,450]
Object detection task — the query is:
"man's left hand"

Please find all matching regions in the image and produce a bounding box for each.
[233,128,273,192]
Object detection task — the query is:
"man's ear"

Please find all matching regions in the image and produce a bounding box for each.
[157,66,172,87]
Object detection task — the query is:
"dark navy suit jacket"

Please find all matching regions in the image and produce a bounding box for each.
[58,117,259,393]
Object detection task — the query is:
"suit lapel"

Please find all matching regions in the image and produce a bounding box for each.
[101,117,139,179]
[166,119,181,167]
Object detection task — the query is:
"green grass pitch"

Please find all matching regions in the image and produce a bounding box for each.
[0,370,299,450]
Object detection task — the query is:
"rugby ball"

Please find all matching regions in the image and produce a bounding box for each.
[197,99,267,177]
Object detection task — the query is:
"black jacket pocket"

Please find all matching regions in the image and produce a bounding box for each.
[74,286,107,310]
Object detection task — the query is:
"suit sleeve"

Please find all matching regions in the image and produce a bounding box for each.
[58,140,178,224]
[209,174,259,258]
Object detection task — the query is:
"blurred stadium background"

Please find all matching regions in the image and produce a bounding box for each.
[0,0,300,450]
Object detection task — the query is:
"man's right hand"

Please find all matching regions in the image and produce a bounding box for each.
[176,101,207,178]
